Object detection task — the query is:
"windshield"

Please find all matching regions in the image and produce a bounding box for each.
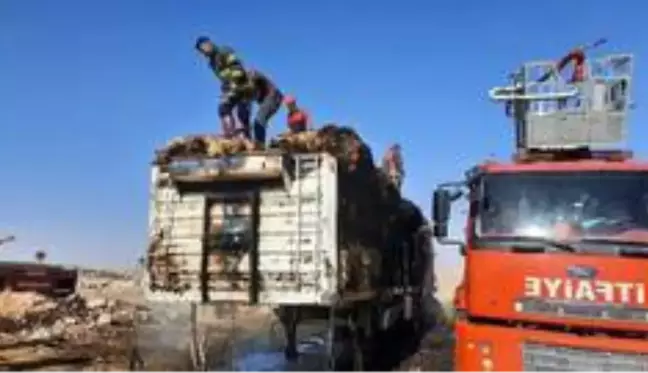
[476,171,648,245]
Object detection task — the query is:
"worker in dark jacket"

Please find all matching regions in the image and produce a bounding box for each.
[247,69,283,145]
[284,95,310,133]
[195,36,253,137]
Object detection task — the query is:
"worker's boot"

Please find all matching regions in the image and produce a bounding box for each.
[236,121,252,140]
[254,122,267,148]
[221,116,235,138]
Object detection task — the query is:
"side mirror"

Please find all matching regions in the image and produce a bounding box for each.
[432,189,451,238]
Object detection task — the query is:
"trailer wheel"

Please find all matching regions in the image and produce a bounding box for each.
[350,304,376,371]
[276,306,300,361]
[350,323,365,371]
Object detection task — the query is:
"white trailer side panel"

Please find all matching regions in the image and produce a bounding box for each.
[145,153,340,306]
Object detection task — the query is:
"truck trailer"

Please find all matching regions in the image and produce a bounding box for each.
[139,126,433,370]
[432,41,647,371]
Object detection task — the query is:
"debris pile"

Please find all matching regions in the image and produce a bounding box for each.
[0,280,139,370]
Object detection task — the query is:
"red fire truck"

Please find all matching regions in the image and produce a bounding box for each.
[432,40,648,370]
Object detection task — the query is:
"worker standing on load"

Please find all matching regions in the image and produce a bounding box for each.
[247,69,283,146]
[195,36,253,138]
[382,144,405,190]
[284,95,310,133]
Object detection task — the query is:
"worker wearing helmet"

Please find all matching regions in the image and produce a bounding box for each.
[247,68,283,145]
[284,95,310,133]
[195,36,253,137]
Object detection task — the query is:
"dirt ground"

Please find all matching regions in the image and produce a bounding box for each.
[0,270,273,371]
[0,266,460,371]
[396,323,455,371]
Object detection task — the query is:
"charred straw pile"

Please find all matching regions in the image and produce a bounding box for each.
[153,125,428,294]
[153,124,369,165]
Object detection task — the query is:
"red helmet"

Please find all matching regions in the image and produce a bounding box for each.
[283,95,297,106]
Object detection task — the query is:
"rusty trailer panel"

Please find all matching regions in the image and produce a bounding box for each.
[160,152,285,183]
[146,153,339,306]
[0,262,78,297]
[146,151,430,308]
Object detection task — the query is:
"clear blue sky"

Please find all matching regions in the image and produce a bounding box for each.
[1,0,646,269]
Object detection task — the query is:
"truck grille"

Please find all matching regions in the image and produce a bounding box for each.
[518,297,648,322]
[523,342,648,371]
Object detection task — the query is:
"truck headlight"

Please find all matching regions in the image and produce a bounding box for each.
[479,342,493,370]
[481,358,494,371]
[480,343,492,355]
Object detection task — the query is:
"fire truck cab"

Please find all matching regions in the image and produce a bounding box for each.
[432,43,648,371]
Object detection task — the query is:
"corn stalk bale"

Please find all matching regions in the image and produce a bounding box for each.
[154,135,257,165]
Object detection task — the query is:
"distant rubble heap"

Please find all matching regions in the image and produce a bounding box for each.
[0,274,146,365]
[0,290,135,344]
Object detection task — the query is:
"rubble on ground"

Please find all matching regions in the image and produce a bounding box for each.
[0,267,276,371]
[0,269,141,371]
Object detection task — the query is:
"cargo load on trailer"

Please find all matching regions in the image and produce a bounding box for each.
[146,124,430,306]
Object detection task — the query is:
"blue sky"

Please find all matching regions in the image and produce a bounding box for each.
[0,0,645,269]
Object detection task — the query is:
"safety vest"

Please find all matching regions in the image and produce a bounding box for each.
[209,49,254,97]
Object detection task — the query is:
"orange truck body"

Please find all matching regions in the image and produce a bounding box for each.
[453,158,648,371]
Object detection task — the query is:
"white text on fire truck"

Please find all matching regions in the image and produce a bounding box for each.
[524,276,646,305]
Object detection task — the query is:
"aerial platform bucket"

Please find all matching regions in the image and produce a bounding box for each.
[489,49,634,151]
